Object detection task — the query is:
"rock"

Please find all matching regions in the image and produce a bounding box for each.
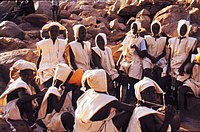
[80,5,93,11]
[0,49,38,76]
[59,10,71,19]
[189,8,200,25]
[0,65,8,91]
[0,21,25,40]
[109,31,126,42]
[110,44,123,63]
[97,23,111,36]
[118,5,142,16]
[82,16,97,26]
[18,22,34,31]
[154,5,190,37]
[109,19,126,31]
[110,0,121,13]
[87,26,104,38]
[34,1,52,17]
[0,37,26,53]
[69,14,82,21]
[136,15,151,32]
[24,14,48,27]
[126,17,136,29]
[93,2,107,9]
[136,9,150,16]
[0,1,16,15]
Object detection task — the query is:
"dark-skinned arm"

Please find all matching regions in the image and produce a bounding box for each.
[156,47,166,61]
[91,49,103,69]
[109,100,135,112]
[185,60,196,74]
[167,48,171,75]
[69,46,78,70]
[18,88,43,103]
[36,50,42,69]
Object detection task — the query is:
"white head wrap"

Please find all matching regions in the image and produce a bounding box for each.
[53,63,72,85]
[130,21,142,34]
[134,77,163,101]
[73,24,86,40]
[177,19,190,37]
[95,33,107,47]
[151,20,161,35]
[81,69,107,92]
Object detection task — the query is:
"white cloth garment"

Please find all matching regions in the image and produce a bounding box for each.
[0,78,34,120]
[38,86,74,131]
[74,89,118,132]
[127,106,171,132]
[36,38,67,84]
[73,24,85,40]
[93,33,119,80]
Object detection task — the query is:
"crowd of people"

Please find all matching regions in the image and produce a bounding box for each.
[0,15,199,131]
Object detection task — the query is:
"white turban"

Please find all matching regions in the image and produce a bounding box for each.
[177,19,190,37]
[81,69,107,92]
[151,20,161,35]
[73,24,86,39]
[131,21,142,33]
[10,60,36,71]
[95,33,107,47]
[53,63,72,84]
[134,77,163,101]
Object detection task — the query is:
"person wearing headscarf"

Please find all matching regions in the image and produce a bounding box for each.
[0,60,44,127]
[127,77,179,132]
[178,47,200,117]
[74,69,135,132]
[92,33,120,99]
[35,63,75,131]
[117,21,147,103]
[36,22,68,88]
[143,21,167,85]
[162,19,197,106]
[68,24,92,72]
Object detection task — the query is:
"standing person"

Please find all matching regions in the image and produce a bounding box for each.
[162,19,197,105]
[178,48,200,116]
[0,60,44,128]
[92,33,121,98]
[68,24,92,72]
[51,0,59,21]
[143,21,167,85]
[74,69,135,132]
[34,63,75,131]
[36,22,68,88]
[127,77,179,132]
[117,21,146,103]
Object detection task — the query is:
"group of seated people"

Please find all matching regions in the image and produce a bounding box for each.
[0,19,199,131]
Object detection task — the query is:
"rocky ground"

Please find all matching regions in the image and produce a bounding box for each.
[0,0,199,131]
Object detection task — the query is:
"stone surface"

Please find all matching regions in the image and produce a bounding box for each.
[24,14,48,27]
[0,21,25,40]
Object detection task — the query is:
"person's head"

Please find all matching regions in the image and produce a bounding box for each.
[177,19,190,37]
[131,21,141,35]
[11,60,37,83]
[151,21,161,35]
[81,69,108,93]
[73,24,86,41]
[49,25,59,40]
[95,33,107,51]
[134,77,163,107]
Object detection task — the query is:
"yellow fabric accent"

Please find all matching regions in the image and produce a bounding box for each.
[0,97,6,114]
[196,54,200,64]
[69,69,84,87]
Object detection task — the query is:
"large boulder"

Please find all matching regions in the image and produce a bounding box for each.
[118,5,142,16]
[154,5,190,37]
[0,21,25,40]
[24,14,48,27]
[189,8,200,25]
[34,1,52,18]
[0,37,26,53]
[0,1,16,15]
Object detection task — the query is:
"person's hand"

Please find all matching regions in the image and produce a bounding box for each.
[164,105,176,123]
[130,44,137,49]
[151,56,157,64]
[178,66,184,76]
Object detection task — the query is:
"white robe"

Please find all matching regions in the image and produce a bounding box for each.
[74,89,118,132]
[0,78,35,120]
[127,106,171,132]
[38,86,74,131]
[92,47,119,80]
[36,38,67,84]
[143,35,167,69]
[69,41,92,71]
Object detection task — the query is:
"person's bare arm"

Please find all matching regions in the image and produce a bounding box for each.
[36,50,42,69]
[69,46,78,70]
[109,100,135,112]
[91,49,103,69]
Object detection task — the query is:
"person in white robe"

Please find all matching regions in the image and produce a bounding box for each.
[74,69,135,132]
[36,22,68,88]
[117,21,147,103]
[35,63,75,131]
[127,77,180,132]
[0,60,44,127]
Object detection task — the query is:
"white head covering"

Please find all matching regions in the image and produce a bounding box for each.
[134,77,163,101]
[95,33,107,47]
[151,20,161,35]
[81,69,107,92]
[130,21,142,34]
[177,19,190,37]
[73,24,86,40]
[53,63,72,85]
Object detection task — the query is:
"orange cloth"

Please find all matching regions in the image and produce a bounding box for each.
[69,69,84,87]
